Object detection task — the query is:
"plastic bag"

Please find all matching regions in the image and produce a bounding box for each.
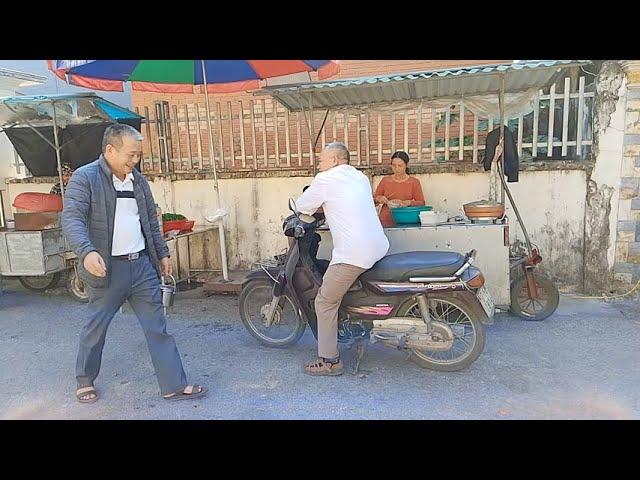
[205,208,229,224]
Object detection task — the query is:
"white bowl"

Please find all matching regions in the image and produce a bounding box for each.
[419,211,448,226]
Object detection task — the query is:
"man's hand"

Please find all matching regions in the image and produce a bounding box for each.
[160,257,172,277]
[84,251,107,277]
[401,200,412,207]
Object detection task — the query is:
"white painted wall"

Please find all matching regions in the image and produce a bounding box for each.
[6,169,588,287]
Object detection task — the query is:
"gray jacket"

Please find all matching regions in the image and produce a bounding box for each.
[61,155,169,288]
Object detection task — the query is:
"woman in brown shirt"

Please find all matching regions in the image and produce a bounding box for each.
[374,151,426,227]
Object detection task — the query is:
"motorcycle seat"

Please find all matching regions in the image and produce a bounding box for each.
[360,251,466,282]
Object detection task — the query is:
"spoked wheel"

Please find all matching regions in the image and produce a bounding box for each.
[510,272,559,321]
[238,278,306,348]
[396,294,486,372]
[19,272,61,292]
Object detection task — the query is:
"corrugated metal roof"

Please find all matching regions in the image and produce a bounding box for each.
[0,67,47,84]
[0,92,142,128]
[259,60,591,111]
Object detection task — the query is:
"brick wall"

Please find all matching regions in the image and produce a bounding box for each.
[131,60,508,171]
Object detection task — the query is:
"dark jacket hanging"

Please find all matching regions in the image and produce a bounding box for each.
[483,125,519,182]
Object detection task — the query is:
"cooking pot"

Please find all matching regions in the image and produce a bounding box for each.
[463,200,505,220]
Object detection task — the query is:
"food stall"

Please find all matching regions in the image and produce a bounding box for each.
[0,93,142,302]
[259,61,590,320]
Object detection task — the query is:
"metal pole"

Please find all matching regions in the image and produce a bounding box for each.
[314,110,330,150]
[201,60,229,281]
[499,74,506,206]
[497,160,533,255]
[298,94,315,175]
[51,101,65,202]
[309,95,315,176]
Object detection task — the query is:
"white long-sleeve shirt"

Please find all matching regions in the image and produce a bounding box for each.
[296,164,389,269]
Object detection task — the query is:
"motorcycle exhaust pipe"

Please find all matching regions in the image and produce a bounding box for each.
[370,318,454,351]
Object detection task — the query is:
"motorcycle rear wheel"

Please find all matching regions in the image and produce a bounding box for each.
[395,293,486,372]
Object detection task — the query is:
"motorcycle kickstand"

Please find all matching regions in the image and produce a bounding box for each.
[350,338,368,376]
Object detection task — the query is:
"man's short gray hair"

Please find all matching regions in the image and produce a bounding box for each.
[102,123,143,153]
[325,142,350,164]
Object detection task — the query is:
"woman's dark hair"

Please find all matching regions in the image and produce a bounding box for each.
[391,150,410,174]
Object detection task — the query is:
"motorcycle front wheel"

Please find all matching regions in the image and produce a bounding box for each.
[395,293,486,372]
[239,278,306,348]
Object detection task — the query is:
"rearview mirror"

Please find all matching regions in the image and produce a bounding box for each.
[289,198,315,224]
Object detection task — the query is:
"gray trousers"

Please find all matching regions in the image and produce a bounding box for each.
[76,252,187,395]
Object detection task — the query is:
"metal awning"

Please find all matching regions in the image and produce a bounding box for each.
[0,93,143,201]
[0,92,141,129]
[258,60,591,112]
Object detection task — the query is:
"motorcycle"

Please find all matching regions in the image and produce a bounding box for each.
[238,199,494,372]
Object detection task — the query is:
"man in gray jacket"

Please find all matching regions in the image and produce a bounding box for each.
[62,123,207,404]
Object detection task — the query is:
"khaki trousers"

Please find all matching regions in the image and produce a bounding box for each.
[314,263,366,359]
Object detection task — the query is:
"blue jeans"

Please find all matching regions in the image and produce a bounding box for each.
[76,252,187,395]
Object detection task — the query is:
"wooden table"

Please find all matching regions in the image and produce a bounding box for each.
[165,225,222,284]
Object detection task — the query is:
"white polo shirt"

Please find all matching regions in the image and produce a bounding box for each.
[296,164,389,269]
[111,173,146,256]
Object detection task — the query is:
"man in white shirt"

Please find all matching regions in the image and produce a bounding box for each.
[62,124,207,403]
[296,142,389,376]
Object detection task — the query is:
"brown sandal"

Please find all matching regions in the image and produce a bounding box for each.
[76,386,98,404]
[304,358,344,376]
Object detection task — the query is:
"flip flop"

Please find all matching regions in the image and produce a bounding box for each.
[163,384,208,401]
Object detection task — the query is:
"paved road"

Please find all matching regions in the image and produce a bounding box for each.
[1,278,638,419]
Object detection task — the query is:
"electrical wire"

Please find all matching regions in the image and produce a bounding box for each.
[564,279,640,300]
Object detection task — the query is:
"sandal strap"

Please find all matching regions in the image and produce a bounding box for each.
[307,359,328,369]
[169,385,202,396]
[76,386,96,395]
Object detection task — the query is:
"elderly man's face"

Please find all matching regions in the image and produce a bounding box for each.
[105,136,142,178]
[318,148,339,172]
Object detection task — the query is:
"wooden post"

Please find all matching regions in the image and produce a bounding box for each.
[184,105,193,170]
[238,101,247,169]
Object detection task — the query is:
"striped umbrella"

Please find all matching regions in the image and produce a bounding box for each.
[46,60,340,282]
[47,60,340,93]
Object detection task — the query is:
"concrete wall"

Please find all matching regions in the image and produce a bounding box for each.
[391,170,588,289]
[5,168,588,288]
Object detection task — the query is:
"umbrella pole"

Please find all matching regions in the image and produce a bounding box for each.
[51,100,65,203]
[201,60,229,282]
